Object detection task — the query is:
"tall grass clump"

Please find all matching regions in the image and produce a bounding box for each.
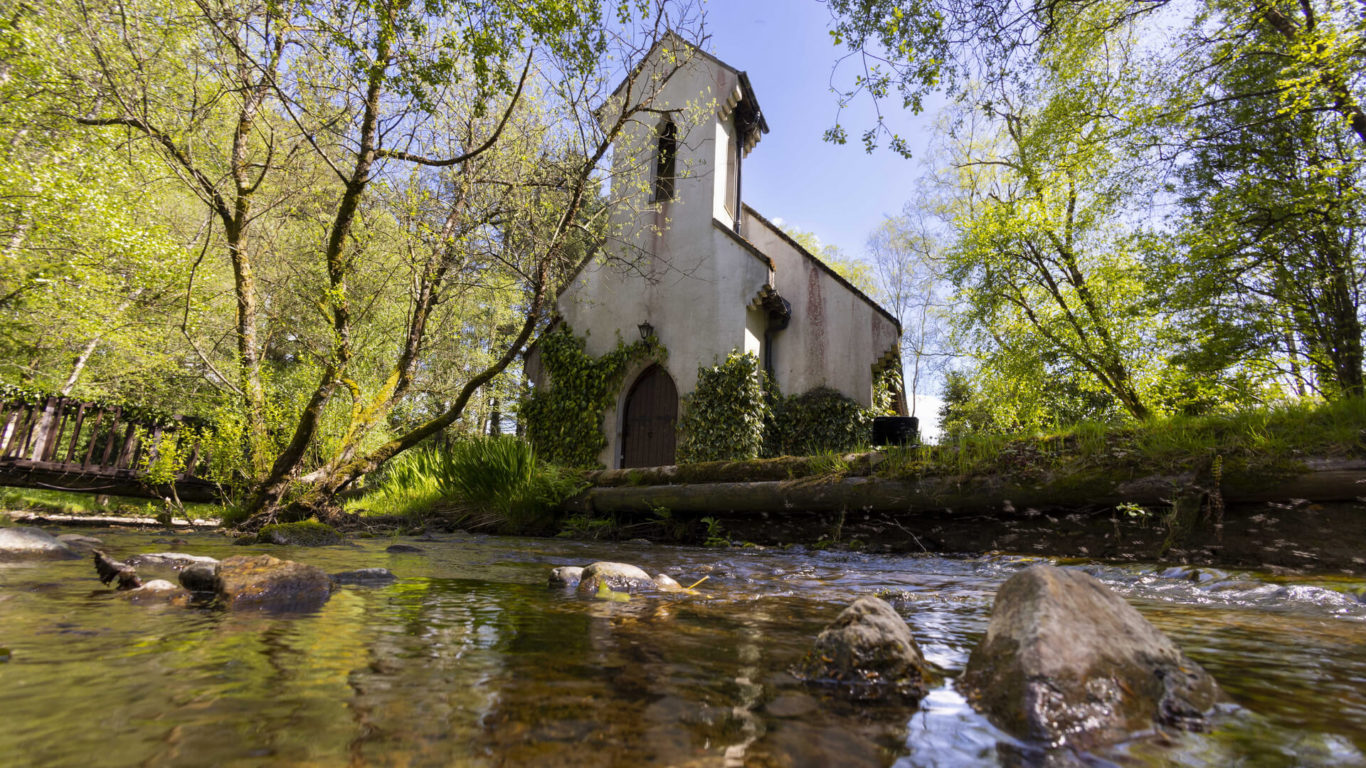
[356,436,583,533]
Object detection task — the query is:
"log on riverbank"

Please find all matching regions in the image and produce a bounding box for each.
[572,459,1366,573]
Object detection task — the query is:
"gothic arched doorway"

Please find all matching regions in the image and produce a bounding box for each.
[621,365,677,468]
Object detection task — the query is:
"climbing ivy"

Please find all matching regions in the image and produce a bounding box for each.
[764,385,873,458]
[676,351,769,463]
[674,350,877,463]
[872,365,902,416]
[521,324,661,468]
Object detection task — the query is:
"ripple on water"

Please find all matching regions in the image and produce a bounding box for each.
[1,529,1364,766]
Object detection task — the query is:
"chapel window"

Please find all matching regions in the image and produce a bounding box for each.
[653,120,677,202]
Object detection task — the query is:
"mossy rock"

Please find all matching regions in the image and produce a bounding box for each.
[257,519,346,547]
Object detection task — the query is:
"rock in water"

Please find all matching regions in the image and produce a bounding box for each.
[330,568,397,586]
[574,562,655,595]
[213,554,333,611]
[120,579,189,605]
[126,552,219,569]
[56,534,104,552]
[960,565,1221,748]
[548,566,584,588]
[799,596,933,702]
[257,519,346,546]
[0,527,79,561]
[179,563,218,594]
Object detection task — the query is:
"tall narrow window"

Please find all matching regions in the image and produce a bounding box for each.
[653,120,677,202]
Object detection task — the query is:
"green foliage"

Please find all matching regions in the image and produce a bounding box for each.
[699,516,729,548]
[522,324,661,468]
[882,396,1366,483]
[557,512,620,540]
[355,436,583,534]
[677,350,769,463]
[765,386,872,457]
[0,487,218,519]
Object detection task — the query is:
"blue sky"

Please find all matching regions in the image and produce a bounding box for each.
[701,1,936,256]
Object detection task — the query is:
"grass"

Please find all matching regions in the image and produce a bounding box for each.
[876,397,1366,482]
[0,487,222,521]
[347,436,585,533]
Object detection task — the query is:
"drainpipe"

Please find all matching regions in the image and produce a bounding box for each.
[763,296,791,379]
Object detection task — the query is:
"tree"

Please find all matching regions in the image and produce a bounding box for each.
[58,0,707,523]
[935,13,1165,421]
[1171,4,1366,399]
[866,209,952,418]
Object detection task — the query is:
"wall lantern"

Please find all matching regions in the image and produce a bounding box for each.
[638,321,654,340]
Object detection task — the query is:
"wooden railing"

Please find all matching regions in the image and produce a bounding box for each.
[0,395,220,502]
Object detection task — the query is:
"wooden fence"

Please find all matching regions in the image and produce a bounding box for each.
[0,395,220,502]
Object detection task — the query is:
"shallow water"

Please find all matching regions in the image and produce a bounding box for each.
[1,529,1364,767]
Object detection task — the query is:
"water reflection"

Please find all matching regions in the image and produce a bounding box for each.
[0,530,1363,766]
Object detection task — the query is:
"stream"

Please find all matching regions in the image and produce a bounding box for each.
[1,528,1364,767]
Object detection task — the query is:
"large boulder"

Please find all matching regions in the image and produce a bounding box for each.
[960,565,1221,748]
[799,596,933,702]
[212,554,333,611]
[0,526,79,561]
[574,561,655,595]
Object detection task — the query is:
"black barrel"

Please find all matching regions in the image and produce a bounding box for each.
[872,416,919,447]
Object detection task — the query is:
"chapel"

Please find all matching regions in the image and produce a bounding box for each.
[528,37,905,468]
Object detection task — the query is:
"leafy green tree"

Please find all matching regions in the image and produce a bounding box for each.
[936,13,1166,421]
[1172,4,1366,399]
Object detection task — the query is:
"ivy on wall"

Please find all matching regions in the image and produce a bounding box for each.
[764,385,872,457]
[674,350,875,463]
[521,324,661,468]
[676,351,769,463]
[872,365,902,417]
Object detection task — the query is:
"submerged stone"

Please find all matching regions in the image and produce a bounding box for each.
[798,596,933,702]
[575,562,655,595]
[55,534,104,552]
[213,554,333,611]
[960,565,1221,748]
[0,527,79,561]
[127,552,219,569]
[120,579,190,605]
[385,544,425,554]
[330,568,397,586]
[652,573,683,591]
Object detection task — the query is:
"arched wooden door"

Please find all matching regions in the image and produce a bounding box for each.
[621,365,678,468]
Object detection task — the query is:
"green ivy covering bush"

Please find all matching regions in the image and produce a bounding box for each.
[764,385,872,457]
[676,351,769,463]
[521,324,660,468]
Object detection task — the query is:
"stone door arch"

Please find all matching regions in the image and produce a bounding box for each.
[621,365,677,468]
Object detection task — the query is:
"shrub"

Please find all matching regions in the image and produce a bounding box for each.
[677,351,769,463]
[765,386,871,457]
